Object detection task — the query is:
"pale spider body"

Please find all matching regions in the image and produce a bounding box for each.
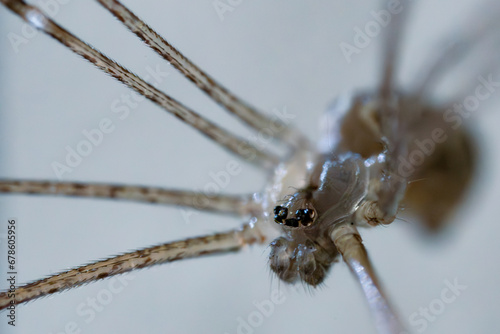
[1,1,500,334]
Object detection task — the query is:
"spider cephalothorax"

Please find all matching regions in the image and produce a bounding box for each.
[269,153,371,286]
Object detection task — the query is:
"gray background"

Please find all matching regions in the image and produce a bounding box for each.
[1,0,499,333]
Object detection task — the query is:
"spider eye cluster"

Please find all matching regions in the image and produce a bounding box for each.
[273,206,315,228]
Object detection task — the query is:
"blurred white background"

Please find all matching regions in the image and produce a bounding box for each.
[1,0,499,333]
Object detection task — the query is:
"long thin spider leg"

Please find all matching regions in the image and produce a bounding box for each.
[331,222,404,334]
[96,0,310,150]
[378,0,412,141]
[0,180,259,216]
[448,66,500,111]
[0,0,278,169]
[413,2,500,100]
[378,0,411,102]
[0,224,266,310]
[375,1,413,220]
[440,32,500,112]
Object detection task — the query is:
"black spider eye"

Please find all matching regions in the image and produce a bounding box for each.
[296,209,314,226]
[284,218,299,228]
[273,206,288,224]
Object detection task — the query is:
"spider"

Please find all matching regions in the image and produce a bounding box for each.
[1,1,500,333]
